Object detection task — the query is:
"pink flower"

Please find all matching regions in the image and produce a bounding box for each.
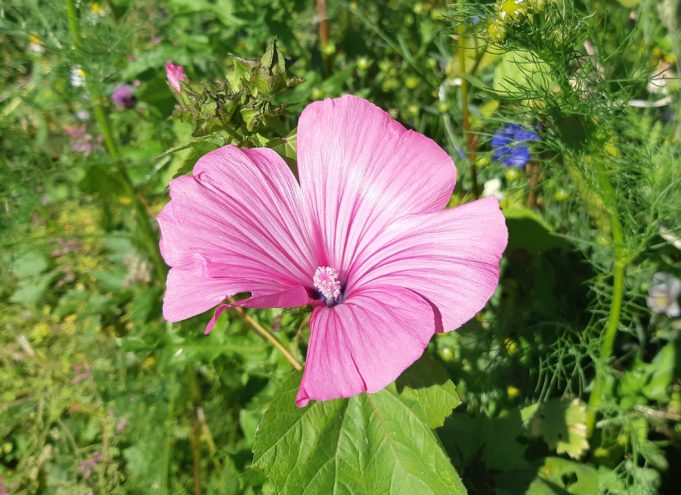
[165,62,187,93]
[158,95,507,406]
[111,84,136,109]
[64,124,100,156]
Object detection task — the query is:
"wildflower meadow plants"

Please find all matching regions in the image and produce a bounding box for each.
[0,0,680,494]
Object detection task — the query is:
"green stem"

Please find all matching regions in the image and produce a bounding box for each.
[585,158,627,437]
[64,0,166,280]
[187,366,203,495]
[458,1,478,197]
[231,303,303,371]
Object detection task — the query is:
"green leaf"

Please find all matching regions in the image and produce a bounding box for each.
[12,251,48,278]
[396,353,461,428]
[525,398,589,459]
[10,274,54,306]
[528,457,600,495]
[505,208,566,254]
[253,367,465,494]
[642,343,675,402]
[493,50,556,98]
[439,411,529,471]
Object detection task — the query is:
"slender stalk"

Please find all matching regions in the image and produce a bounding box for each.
[315,0,330,76]
[585,158,627,437]
[231,305,303,371]
[316,0,329,46]
[458,1,478,197]
[64,0,166,280]
[196,406,224,475]
[526,162,541,209]
[187,366,203,495]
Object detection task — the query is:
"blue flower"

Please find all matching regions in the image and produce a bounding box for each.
[491,124,539,167]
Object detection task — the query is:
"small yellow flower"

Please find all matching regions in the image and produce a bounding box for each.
[500,0,528,21]
[507,385,520,398]
[321,41,336,56]
[404,76,420,90]
[61,314,78,336]
[28,34,44,54]
[382,78,399,92]
[593,447,609,459]
[356,56,371,71]
[311,87,325,100]
[487,21,507,43]
[596,234,610,247]
[32,322,51,344]
[89,2,105,15]
[504,337,518,356]
[438,345,454,362]
[436,101,450,114]
[504,167,522,182]
[476,156,491,169]
[553,188,570,202]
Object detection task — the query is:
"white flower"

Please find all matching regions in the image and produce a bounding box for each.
[483,177,504,199]
[28,35,44,54]
[70,66,86,87]
[647,272,681,318]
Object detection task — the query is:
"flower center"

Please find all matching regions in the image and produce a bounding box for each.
[313,266,343,305]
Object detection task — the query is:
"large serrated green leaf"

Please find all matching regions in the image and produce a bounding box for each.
[396,353,461,428]
[253,362,465,494]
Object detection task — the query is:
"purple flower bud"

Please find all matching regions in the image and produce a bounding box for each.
[111,84,136,109]
[165,62,187,93]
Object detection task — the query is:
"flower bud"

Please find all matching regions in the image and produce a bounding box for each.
[165,62,187,94]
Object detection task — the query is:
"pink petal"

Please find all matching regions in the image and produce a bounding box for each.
[158,146,317,323]
[295,286,440,407]
[296,95,456,276]
[163,265,248,322]
[203,285,310,334]
[348,196,508,332]
[165,62,187,93]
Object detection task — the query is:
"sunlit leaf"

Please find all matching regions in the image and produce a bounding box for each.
[253,362,465,494]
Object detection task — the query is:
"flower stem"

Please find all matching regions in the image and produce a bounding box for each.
[458,2,478,197]
[316,0,330,76]
[585,158,627,437]
[526,162,541,209]
[64,0,166,281]
[231,305,303,371]
[187,366,203,495]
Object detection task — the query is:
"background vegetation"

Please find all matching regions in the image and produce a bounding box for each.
[1,0,679,493]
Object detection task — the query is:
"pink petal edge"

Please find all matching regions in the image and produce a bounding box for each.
[347,195,508,332]
[158,145,317,324]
